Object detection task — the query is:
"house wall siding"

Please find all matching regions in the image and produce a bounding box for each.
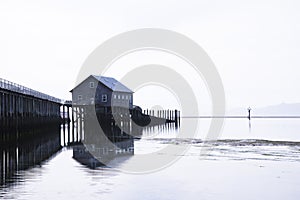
[72,76,133,109]
[72,76,97,105]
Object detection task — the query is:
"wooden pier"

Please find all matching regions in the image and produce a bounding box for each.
[0,77,180,145]
[0,78,65,143]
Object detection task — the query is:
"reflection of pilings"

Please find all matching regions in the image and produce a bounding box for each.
[78,106,134,168]
[71,106,182,168]
[0,125,61,186]
[73,136,134,169]
[140,117,179,137]
[73,113,181,169]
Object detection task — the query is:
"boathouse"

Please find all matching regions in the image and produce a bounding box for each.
[70,75,133,113]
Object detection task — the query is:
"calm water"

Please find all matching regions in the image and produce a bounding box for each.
[1,119,300,200]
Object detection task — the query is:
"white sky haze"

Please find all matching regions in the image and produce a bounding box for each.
[1,0,300,112]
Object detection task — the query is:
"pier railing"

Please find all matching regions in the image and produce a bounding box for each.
[0,77,62,104]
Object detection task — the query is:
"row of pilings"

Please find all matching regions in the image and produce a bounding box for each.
[142,109,180,123]
[61,105,181,145]
[61,104,84,146]
[0,87,62,144]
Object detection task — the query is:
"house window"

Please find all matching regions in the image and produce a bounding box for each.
[102,94,107,102]
[89,82,95,88]
[122,95,124,99]
[114,94,117,99]
[118,95,120,99]
[78,95,82,100]
[125,95,128,100]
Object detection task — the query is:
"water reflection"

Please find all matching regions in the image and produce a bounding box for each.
[1,117,300,200]
[73,106,178,169]
[72,114,176,169]
[0,125,61,186]
[72,139,134,169]
[0,113,179,188]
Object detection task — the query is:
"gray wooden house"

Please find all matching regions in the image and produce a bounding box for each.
[70,75,133,112]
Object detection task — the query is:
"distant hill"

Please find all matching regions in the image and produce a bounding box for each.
[229,103,300,116]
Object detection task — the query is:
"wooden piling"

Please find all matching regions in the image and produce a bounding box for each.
[0,78,62,144]
[71,106,74,144]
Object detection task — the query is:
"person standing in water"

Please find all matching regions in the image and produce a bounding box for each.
[247,107,252,132]
[247,107,252,120]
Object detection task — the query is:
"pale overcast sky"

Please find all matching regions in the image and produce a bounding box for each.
[1,0,300,112]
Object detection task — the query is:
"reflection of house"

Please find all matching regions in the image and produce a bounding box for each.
[73,139,134,169]
[70,75,133,111]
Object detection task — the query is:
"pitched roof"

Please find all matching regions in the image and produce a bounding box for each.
[92,75,133,93]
